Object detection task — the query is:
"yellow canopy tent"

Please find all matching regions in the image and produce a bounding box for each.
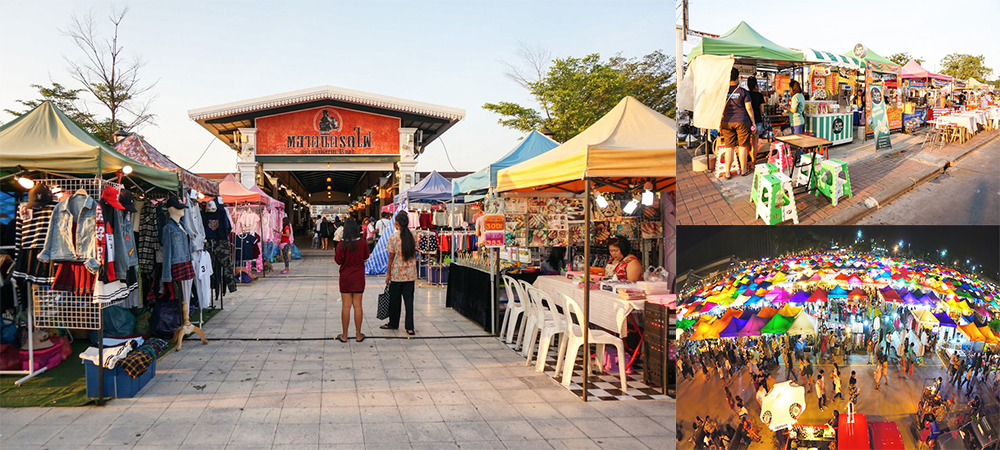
[777,304,802,317]
[958,323,985,342]
[689,316,718,341]
[496,96,675,193]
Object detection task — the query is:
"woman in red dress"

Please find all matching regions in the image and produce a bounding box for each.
[335,219,369,343]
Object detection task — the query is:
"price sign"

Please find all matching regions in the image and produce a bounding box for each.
[483,230,505,248]
[483,214,505,231]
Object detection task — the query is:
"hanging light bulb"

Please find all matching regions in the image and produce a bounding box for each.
[595,192,608,209]
[641,182,654,206]
[16,175,34,189]
[326,177,332,182]
[623,198,639,215]
[197,192,205,200]
[122,165,133,175]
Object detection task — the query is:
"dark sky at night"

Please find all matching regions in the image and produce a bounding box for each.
[679,226,1000,277]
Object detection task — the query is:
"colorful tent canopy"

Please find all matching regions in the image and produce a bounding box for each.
[249,185,284,210]
[760,312,796,334]
[496,97,675,193]
[847,288,867,300]
[789,291,810,303]
[687,21,804,62]
[688,316,717,340]
[845,47,901,73]
[114,133,219,195]
[900,60,953,82]
[786,312,818,336]
[933,312,957,327]
[677,318,697,330]
[451,130,559,197]
[912,309,939,326]
[958,323,985,342]
[828,285,849,299]
[808,289,828,302]
[396,170,453,203]
[739,307,779,337]
[218,174,264,204]
[0,101,179,191]
[803,48,861,70]
[882,288,903,303]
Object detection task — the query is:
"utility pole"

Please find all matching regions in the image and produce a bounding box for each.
[675,0,688,83]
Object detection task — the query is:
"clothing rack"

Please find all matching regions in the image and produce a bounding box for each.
[228,202,267,281]
[0,244,45,386]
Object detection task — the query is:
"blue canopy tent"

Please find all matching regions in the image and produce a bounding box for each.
[451,130,559,200]
[395,170,453,204]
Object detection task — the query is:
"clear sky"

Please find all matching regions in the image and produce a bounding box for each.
[678,0,999,79]
[1,0,669,174]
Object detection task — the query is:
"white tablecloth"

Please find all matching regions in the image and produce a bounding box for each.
[984,108,1000,120]
[937,115,978,134]
[533,276,644,337]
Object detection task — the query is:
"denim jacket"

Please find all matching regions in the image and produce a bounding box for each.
[113,209,139,279]
[39,190,98,271]
[160,218,192,282]
[181,194,206,252]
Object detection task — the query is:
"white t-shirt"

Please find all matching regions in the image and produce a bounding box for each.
[315,219,322,232]
[375,218,391,236]
[334,226,344,242]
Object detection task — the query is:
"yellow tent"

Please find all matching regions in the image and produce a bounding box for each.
[777,304,802,317]
[496,96,675,193]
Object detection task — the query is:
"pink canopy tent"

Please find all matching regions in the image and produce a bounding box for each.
[217,174,263,204]
[900,60,953,81]
[250,185,285,210]
[114,133,220,195]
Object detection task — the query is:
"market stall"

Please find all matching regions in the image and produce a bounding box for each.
[899,60,953,125]
[496,96,675,400]
[113,133,219,196]
[801,49,862,145]
[845,45,903,134]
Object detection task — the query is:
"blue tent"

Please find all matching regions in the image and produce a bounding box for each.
[451,130,559,198]
[395,170,453,204]
[828,285,849,299]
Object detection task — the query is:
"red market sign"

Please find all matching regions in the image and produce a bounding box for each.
[256,106,400,155]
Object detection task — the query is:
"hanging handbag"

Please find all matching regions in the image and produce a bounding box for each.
[377,284,391,320]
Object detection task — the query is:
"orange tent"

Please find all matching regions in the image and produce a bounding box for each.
[958,323,985,342]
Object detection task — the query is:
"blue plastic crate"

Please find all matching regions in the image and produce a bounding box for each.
[84,357,156,398]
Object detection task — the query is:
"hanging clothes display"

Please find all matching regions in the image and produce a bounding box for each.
[12,189,55,285]
[137,201,160,275]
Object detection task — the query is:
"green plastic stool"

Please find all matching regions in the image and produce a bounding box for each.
[815,159,853,206]
[751,163,781,205]
[755,172,799,225]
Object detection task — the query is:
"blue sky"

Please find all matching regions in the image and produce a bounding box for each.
[1,0,670,174]
[678,0,999,79]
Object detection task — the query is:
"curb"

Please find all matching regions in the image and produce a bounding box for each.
[817,131,1000,225]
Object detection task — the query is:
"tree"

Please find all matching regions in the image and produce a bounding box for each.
[484,47,674,142]
[64,6,157,144]
[886,52,923,67]
[938,53,994,81]
[4,82,96,128]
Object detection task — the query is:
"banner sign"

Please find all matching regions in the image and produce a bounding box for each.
[256,106,401,155]
[734,64,757,77]
[931,79,950,88]
[907,80,927,89]
[903,111,926,129]
[867,59,902,75]
[482,214,506,248]
[870,82,892,150]
[888,108,903,130]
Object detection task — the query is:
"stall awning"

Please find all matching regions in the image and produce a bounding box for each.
[900,60,953,82]
[786,312,818,336]
[452,130,559,196]
[496,97,675,193]
[0,101,179,191]
[250,186,284,209]
[114,133,219,195]
[845,47,901,74]
[396,170,453,203]
[218,174,263,204]
[804,49,861,70]
[687,21,804,63]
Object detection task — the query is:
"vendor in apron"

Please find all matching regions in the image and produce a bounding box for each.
[604,236,643,282]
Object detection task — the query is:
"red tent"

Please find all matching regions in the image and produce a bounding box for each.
[848,288,867,300]
[808,289,828,302]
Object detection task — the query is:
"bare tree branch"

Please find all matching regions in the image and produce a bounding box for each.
[499,41,554,123]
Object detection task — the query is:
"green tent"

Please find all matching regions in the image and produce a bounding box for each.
[687,21,803,62]
[760,313,796,334]
[678,318,697,331]
[843,47,900,73]
[0,101,179,191]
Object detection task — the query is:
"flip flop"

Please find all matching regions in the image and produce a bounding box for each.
[356,334,366,343]
[380,324,396,330]
[336,334,348,343]
[406,329,415,336]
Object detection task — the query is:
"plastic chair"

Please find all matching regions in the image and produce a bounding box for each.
[499,275,526,345]
[557,295,628,392]
[511,279,534,351]
[516,280,538,353]
[815,159,853,207]
[522,287,567,372]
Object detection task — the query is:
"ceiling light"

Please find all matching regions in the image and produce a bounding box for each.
[595,193,608,209]
[326,177,331,182]
[623,198,639,215]
[122,165,133,175]
[641,182,654,206]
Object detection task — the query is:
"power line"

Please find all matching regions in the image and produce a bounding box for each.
[185,135,220,171]
[437,137,459,172]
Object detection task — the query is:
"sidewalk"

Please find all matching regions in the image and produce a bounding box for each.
[677,129,1000,225]
[0,252,673,450]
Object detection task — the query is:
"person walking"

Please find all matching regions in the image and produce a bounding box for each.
[380,213,418,335]
[725,386,736,415]
[802,357,814,393]
[815,371,826,412]
[279,218,292,274]
[833,364,843,401]
[849,372,860,405]
[320,217,331,250]
[311,216,320,249]
[334,219,369,343]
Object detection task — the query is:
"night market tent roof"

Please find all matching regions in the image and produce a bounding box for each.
[687,21,804,63]
[218,174,264,204]
[977,325,999,344]
[114,133,219,195]
[496,97,675,193]
[957,322,985,342]
[0,101,179,191]
[900,60,953,82]
[967,78,986,90]
[249,185,284,210]
[803,48,861,70]
[881,288,903,303]
[396,171,452,203]
[689,316,720,340]
[677,318,697,330]
[808,289,828,302]
[740,307,779,337]
[912,309,939,326]
[903,291,920,305]
[933,312,957,327]
[789,291,810,303]
[828,285,849,299]
[848,288,867,300]
[845,47,902,74]
[760,311,797,334]
[786,312,818,336]
[451,130,559,197]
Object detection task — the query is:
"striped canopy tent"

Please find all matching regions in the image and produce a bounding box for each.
[808,289,828,303]
[848,288,867,300]
[828,285,849,299]
[789,291,811,303]
[740,307,779,337]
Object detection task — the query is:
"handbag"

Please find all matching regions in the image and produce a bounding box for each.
[377,285,391,320]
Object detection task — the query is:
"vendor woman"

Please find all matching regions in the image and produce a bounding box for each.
[606,236,642,282]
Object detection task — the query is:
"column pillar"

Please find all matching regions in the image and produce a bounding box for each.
[236,127,258,189]
[397,127,418,194]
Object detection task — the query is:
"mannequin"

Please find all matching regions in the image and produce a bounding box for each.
[166,202,208,350]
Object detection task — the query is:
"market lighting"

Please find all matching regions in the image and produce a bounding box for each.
[623,198,639,214]
[15,175,34,189]
[641,188,654,206]
[595,193,608,209]
[122,165,133,175]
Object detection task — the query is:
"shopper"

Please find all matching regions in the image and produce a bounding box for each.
[311,215,320,249]
[540,247,566,275]
[832,364,843,401]
[801,357,814,393]
[816,370,826,411]
[333,218,345,258]
[381,212,418,335]
[783,80,806,135]
[335,219,369,343]
[320,217,331,250]
[747,76,766,160]
[719,67,755,179]
[279,218,292,274]
[606,236,642,282]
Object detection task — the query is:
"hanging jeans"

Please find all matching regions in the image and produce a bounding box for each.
[387,281,415,331]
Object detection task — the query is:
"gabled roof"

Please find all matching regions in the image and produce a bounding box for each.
[687,21,804,63]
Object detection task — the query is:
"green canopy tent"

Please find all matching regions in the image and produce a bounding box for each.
[678,318,697,331]
[759,312,796,334]
[0,101,179,191]
[687,21,805,67]
[843,47,901,74]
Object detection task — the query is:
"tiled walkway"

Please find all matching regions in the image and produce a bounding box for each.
[0,250,674,449]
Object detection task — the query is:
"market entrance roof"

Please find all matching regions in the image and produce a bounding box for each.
[687,21,804,63]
